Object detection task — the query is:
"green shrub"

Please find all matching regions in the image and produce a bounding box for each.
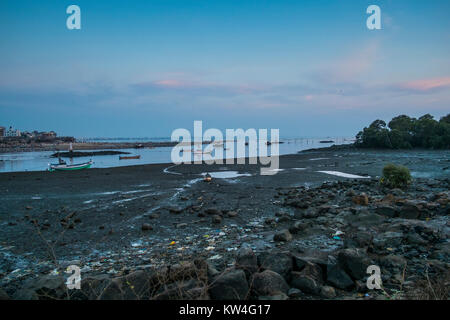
[380,163,412,189]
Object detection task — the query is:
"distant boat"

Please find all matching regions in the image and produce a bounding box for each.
[119,155,141,160]
[319,140,334,143]
[49,160,93,172]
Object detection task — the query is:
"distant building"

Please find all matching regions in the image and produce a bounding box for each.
[5,126,20,137]
[0,126,5,137]
[36,131,57,142]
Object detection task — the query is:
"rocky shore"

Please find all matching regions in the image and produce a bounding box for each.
[0,149,448,300]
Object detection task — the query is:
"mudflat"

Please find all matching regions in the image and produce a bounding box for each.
[0,149,449,299]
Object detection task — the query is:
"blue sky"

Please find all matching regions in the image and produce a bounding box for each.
[0,0,449,138]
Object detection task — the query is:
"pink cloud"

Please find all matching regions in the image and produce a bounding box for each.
[400,77,450,92]
[154,79,188,88]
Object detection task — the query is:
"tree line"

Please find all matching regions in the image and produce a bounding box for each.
[355,114,450,149]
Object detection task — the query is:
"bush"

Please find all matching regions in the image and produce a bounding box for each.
[380,163,412,189]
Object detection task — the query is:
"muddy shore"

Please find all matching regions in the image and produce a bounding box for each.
[0,149,449,300]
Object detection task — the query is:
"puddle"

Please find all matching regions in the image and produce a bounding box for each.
[317,171,370,179]
[201,171,252,179]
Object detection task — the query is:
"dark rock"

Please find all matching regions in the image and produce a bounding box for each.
[205,208,221,215]
[0,288,10,300]
[292,250,328,271]
[337,248,372,280]
[273,229,292,242]
[16,275,67,300]
[258,292,289,300]
[290,272,321,295]
[326,265,354,290]
[355,280,368,293]
[352,194,369,206]
[302,208,319,219]
[258,252,293,281]
[236,246,258,276]
[287,288,302,298]
[227,211,238,217]
[209,269,249,300]
[212,215,222,224]
[344,231,373,249]
[379,255,407,271]
[320,285,336,298]
[375,205,398,218]
[398,203,421,219]
[169,206,183,214]
[141,223,153,231]
[251,270,289,296]
[406,233,427,245]
[289,221,309,234]
[373,231,403,250]
[290,261,323,295]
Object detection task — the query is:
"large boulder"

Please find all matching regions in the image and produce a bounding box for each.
[258,252,293,281]
[326,265,354,290]
[292,250,328,271]
[236,246,258,277]
[337,248,372,280]
[14,275,67,300]
[398,203,422,219]
[209,269,249,300]
[290,262,323,295]
[251,270,289,296]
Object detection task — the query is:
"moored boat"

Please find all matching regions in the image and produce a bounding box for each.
[49,160,93,172]
[119,155,141,160]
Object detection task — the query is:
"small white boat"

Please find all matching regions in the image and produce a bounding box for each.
[49,160,94,172]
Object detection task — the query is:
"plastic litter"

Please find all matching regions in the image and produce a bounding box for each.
[333,230,344,237]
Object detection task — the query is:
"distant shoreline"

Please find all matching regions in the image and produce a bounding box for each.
[0,141,180,154]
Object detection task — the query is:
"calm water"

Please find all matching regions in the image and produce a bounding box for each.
[0,137,352,173]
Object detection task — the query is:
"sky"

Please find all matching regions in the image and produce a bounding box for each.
[0,0,449,138]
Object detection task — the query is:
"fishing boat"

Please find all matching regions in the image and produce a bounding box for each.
[49,160,93,172]
[119,155,141,160]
